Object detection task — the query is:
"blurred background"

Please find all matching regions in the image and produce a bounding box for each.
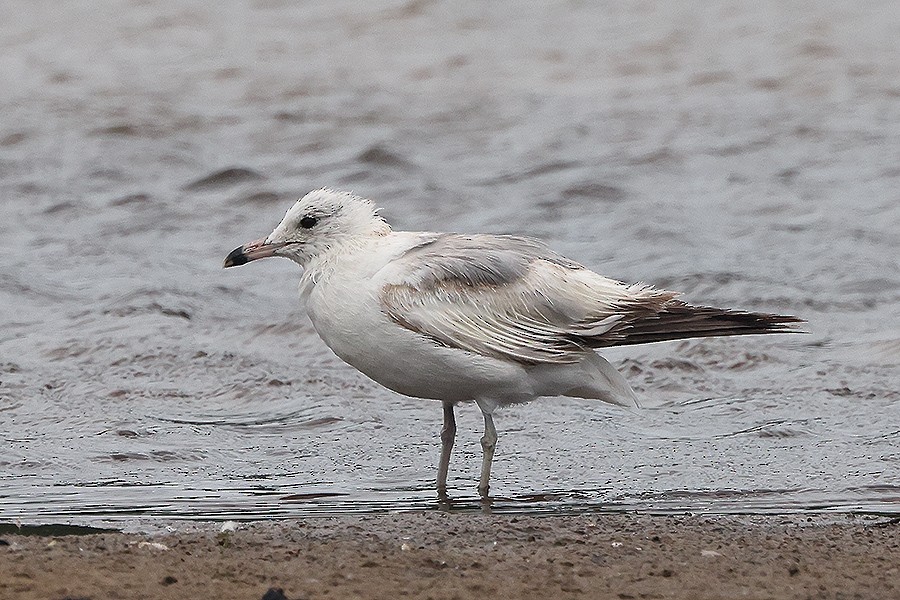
[1,0,898,527]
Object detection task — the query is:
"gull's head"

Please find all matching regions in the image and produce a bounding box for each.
[223,188,390,268]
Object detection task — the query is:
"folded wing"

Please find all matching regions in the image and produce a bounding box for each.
[379,234,801,365]
[379,234,743,365]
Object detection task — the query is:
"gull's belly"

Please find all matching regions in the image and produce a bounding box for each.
[306,285,531,403]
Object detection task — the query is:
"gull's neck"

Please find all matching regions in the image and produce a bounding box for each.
[303,228,394,281]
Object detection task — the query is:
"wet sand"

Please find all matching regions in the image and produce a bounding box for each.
[3,513,898,599]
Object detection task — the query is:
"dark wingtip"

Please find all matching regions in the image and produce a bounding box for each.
[223,246,248,268]
[591,303,807,348]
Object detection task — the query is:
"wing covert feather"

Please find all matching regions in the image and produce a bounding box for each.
[378,234,674,364]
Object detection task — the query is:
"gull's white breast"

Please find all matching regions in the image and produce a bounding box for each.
[303,232,534,403]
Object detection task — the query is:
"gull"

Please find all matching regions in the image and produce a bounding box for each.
[224,188,801,498]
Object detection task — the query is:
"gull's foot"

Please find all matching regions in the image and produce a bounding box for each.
[436,486,455,512]
[479,493,494,514]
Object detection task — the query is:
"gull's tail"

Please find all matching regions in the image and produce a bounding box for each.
[543,352,642,408]
[590,301,804,348]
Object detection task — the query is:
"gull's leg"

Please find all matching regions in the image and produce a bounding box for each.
[475,400,498,498]
[437,401,456,496]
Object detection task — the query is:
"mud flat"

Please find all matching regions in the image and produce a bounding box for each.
[2,512,898,599]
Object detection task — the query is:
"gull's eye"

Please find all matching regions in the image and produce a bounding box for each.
[299,216,318,229]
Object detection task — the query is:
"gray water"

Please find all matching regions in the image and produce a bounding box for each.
[1,0,899,527]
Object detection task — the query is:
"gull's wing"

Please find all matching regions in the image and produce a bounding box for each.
[378,234,802,365]
[376,234,676,364]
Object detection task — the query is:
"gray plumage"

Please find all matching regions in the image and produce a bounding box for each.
[381,233,802,365]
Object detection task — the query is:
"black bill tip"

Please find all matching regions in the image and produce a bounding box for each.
[223,246,249,268]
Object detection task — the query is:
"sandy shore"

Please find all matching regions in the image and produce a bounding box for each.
[2,512,897,599]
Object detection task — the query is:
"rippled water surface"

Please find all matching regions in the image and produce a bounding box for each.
[2,0,899,527]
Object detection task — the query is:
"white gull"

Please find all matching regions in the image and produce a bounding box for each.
[224,188,801,498]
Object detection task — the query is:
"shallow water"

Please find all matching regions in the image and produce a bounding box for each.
[1,0,899,527]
